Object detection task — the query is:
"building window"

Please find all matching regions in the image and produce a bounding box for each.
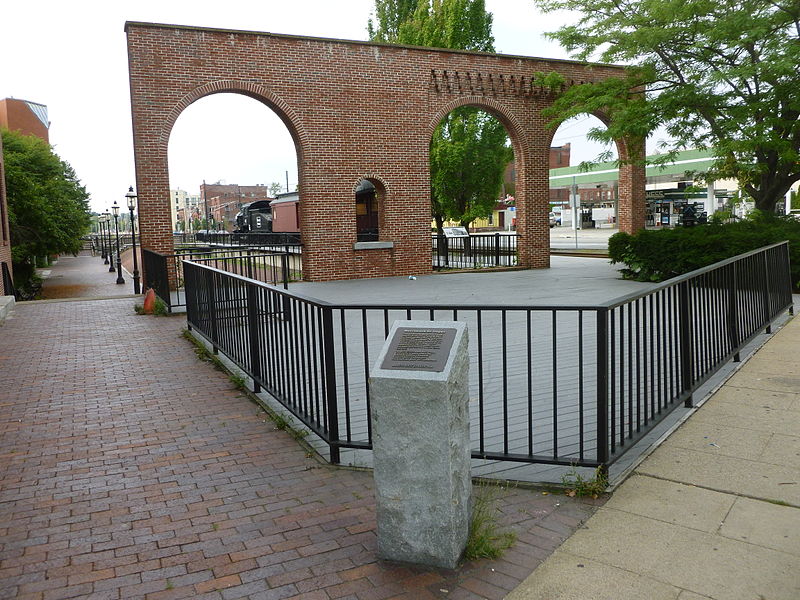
[355,179,379,242]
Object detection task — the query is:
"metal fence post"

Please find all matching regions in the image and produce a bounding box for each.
[321,306,341,464]
[494,232,501,266]
[787,243,795,316]
[679,281,694,407]
[246,283,262,394]
[728,262,741,362]
[595,308,609,470]
[762,251,772,333]
[205,268,219,354]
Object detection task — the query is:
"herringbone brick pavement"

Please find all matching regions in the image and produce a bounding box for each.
[0,298,602,600]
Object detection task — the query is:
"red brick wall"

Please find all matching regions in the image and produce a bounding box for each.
[126,22,644,281]
[0,134,13,295]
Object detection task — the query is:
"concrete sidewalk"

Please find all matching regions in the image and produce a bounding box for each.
[508,314,800,600]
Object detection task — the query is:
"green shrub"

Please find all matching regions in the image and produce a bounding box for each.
[609,213,800,289]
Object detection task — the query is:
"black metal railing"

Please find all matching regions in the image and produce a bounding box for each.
[191,253,291,290]
[142,248,171,309]
[433,233,519,269]
[183,242,793,470]
[143,247,300,311]
[1,261,14,297]
[597,241,794,465]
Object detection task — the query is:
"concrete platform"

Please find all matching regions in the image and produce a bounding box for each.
[287,255,652,306]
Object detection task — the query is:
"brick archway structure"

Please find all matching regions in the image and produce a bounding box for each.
[126,22,645,281]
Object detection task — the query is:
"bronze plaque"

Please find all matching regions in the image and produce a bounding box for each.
[381,327,458,372]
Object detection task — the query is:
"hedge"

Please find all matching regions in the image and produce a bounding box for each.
[608,213,800,290]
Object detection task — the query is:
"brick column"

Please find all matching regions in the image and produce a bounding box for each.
[617,136,646,233]
[516,136,551,269]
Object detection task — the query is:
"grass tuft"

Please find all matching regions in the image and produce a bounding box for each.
[561,466,608,499]
[464,481,516,561]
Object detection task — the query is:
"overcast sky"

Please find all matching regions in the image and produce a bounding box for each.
[1,0,622,213]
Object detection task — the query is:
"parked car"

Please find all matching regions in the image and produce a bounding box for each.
[549,212,557,228]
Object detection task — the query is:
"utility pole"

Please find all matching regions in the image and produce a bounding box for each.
[203,179,209,230]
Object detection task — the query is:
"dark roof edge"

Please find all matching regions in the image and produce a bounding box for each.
[123,21,625,70]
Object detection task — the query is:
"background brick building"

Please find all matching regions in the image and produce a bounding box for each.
[0,98,50,142]
[200,183,271,231]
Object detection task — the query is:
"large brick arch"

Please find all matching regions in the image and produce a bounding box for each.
[126,22,644,281]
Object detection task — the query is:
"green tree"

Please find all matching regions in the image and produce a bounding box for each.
[368,0,511,229]
[268,181,284,197]
[2,128,91,288]
[431,109,513,228]
[367,0,419,42]
[533,0,800,212]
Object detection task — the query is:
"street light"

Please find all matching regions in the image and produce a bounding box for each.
[126,186,141,294]
[104,212,115,271]
[100,215,109,264]
[98,216,107,262]
[111,201,125,284]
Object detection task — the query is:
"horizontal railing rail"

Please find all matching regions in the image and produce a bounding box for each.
[196,231,302,247]
[183,241,793,472]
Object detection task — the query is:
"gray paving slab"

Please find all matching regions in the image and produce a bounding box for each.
[508,550,682,600]
[719,497,800,556]
[601,474,735,533]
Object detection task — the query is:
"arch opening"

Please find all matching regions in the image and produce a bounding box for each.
[167,92,299,236]
[429,104,515,235]
[547,114,622,232]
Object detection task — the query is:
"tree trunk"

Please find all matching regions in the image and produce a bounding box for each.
[748,173,800,213]
[434,213,445,236]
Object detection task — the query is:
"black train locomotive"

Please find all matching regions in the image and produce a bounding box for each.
[234,199,273,233]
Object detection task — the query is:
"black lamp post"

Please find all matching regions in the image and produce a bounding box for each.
[112,201,125,284]
[100,215,109,263]
[126,187,141,294]
[99,216,108,262]
[104,212,115,271]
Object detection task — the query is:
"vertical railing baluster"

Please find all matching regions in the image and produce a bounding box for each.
[679,281,694,407]
[246,282,261,393]
[596,308,609,470]
[321,306,340,464]
[206,268,219,354]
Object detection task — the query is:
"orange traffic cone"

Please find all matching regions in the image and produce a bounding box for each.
[143,288,156,314]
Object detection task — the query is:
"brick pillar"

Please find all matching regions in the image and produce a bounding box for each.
[516,143,550,269]
[617,136,646,234]
[133,145,176,289]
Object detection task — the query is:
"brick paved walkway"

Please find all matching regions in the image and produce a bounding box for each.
[37,251,137,301]
[0,297,602,600]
